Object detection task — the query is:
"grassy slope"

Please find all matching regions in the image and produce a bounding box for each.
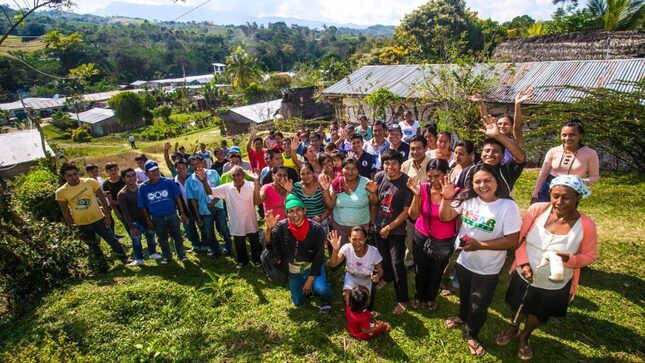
[0,35,44,53]
[0,132,643,362]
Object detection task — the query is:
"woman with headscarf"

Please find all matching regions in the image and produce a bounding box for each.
[495,175,597,360]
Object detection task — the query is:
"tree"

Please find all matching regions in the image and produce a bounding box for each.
[108,92,144,127]
[42,31,83,51]
[51,111,74,131]
[0,1,75,46]
[365,87,401,122]
[397,0,484,61]
[526,22,547,36]
[225,46,261,89]
[587,0,645,30]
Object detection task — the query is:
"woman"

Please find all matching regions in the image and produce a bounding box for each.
[319,158,374,245]
[423,123,438,156]
[448,140,475,184]
[496,175,597,360]
[439,163,522,357]
[260,166,292,221]
[399,110,420,143]
[290,163,330,226]
[407,159,456,311]
[531,120,599,203]
[304,144,322,177]
[319,154,335,181]
[427,132,453,162]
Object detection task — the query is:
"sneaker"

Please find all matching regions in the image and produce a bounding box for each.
[319,305,332,314]
[251,262,261,268]
[129,259,143,266]
[206,248,214,257]
[235,263,245,269]
[160,259,169,265]
[180,256,189,262]
[121,257,133,264]
[186,247,197,253]
[148,253,162,260]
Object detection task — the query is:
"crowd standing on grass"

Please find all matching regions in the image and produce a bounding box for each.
[55,88,600,359]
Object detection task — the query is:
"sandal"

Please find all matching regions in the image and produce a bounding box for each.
[392,303,407,315]
[518,340,533,360]
[440,286,458,296]
[444,316,463,329]
[426,301,438,312]
[495,326,520,347]
[375,280,388,290]
[410,299,420,310]
[467,340,486,357]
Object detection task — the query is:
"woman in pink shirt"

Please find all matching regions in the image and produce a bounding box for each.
[531,120,600,203]
[407,158,457,311]
[260,166,292,221]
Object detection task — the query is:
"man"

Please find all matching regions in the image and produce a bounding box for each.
[335,123,356,153]
[368,149,413,315]
[364,121,390,158]
[246,129,267,171]
[400,135,431,268]
[309,133,324,154]
[118,167,161,266]
[198,143,213,169]
[211,147,227,176]
[349,133,376,179]
[102,162,126,235]
[264,130,277,149]
[220,140,230,154]
[210,166,263,268]
[354,115,373,140]
[85,164,104,185]
[163,142,194,177]
[186,156,233,257]
[261,149,299,186]
[56,162,128,271]
[138,160,190,264]
[385,123,410,161]
[456,114,526,196]
[128,135,136,149]
[264,194,332,313]
[222,146,251,173]
[177,145,191,161]
[134,154,149,184]
[281,138,298,171]
[169,157,202,253]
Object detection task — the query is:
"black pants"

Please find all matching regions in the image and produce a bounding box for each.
[233,232,261,264]
[412,230,450,302]
[456,263,500,340]
[376,233,409,303]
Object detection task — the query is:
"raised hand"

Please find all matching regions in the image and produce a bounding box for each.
[245,169,259,182]
[480,114,499,138]
[465,93,483,103]
[290,135,299,151]
[195,167,206,181]
[406,175,420,196]
[440,175,457,200]
[265,209,278,230]
[318,174,331,191]
[164,141,171,151]
[515,86,534,104]
[278,178,293,194]
[365,180,378,194]
[327,229,342,251]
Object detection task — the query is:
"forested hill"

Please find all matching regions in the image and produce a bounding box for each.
[0,7,388,99]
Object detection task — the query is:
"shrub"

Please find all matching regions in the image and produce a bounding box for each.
[51,111,76,131]
[153,105,172,122]
[13,163,62,221]
[71,127,91,142]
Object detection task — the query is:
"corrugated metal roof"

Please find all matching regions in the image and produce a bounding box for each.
[0,129,53,167]
[227,99,282,124]
[70,107,114,124]
[322,59,645,103]
[148,74,214,85]
[0,90,138,112]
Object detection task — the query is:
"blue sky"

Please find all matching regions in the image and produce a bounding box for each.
[74,0,559,25]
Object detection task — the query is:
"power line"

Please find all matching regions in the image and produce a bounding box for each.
[173,0,212,22]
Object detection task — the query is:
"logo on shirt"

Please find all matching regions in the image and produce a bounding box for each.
[147,190,170,202]
[462,209,496,232]
[76,198,91,210]
[379,188,395,218]
[361,160,368,167]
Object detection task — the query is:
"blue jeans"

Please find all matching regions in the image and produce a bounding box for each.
[130,221,157,260]
[183,214,201,249]
[151,214,185,260]
[288,267,332,306]
[78,218,127,266]
[199,213,220,253]
[213,207,232,254]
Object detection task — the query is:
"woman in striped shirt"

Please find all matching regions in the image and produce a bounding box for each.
[289,163,330,226]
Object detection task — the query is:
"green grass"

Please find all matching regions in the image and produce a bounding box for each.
[0,165,643,362]
[0,35,45,53]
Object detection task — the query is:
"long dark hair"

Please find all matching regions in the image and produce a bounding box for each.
[563,118,585,148]
[455,163,510,206]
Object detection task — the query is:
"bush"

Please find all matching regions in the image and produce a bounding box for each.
[51,111,75,131]
[71,127,91,142]
[13,163,62,221]
[153,105,172,121]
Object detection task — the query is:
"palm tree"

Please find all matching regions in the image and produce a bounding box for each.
[224,46,262,89]
[526,22,546,36]
[587,0,645,30]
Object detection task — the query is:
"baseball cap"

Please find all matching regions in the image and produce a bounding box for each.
[228,146,241,155]
[144,160,159,171]
[387,123,402,132]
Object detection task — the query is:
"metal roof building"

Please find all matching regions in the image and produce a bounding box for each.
[0,129,53,178]
[322,59,645,104]
[70,107,115,124]
[221,99,282,135]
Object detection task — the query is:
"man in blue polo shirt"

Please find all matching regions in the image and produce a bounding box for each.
[186,156,232,257]
[349,133,377,179]
[138,160,190,264]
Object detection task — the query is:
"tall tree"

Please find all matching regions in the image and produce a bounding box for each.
[224,46,261,89]
[587,0,645,30]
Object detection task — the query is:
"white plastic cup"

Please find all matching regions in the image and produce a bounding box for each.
[548,251,564,282]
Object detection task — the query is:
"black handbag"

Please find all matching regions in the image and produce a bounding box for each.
[422,185,455,260]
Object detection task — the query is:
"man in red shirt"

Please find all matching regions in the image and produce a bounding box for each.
[246,128,267,170]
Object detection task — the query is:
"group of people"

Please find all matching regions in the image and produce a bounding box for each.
[55,89,600,359]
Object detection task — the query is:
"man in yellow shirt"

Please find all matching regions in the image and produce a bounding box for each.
[56,162,128,271]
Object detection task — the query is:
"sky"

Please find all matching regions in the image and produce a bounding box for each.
[73,0,560,26]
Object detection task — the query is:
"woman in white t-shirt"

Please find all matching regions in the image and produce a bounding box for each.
[329,226,384,308]
[439,163,522,357]
[398,110,420,143]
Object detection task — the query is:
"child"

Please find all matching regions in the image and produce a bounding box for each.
[345,286,390,340]
[329,227,384,304]
[331,151,344,178]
